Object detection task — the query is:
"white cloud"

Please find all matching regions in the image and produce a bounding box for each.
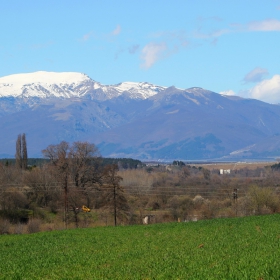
[250,75,280,103]
[136,18,279,69]
[194,18,280,45]
[140,42,167,69]
[112,25,121,36]
[243,67,268,83]
[230,19,280,32]
[247,19,280,31]
[139,31,189,69]
[220,90,236,96]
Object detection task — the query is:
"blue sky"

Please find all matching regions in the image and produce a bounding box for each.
[1,0,280,103]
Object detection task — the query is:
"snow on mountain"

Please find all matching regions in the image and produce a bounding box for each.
[0,71,95,98]
[112,82,165,98]
[0,71,90,85]
[98,81,166,100]
[0,71,165,100]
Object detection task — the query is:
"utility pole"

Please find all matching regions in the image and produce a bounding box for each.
[233,188,238,216]
[113,185,117,226]
[64,176,68,229]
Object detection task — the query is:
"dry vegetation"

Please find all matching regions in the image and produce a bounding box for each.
[1,147,280,234]
[193,161,276,171]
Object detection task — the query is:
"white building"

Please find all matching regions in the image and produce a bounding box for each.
[220,169,230,175]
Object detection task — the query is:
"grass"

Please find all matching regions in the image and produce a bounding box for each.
[1,215,280,279]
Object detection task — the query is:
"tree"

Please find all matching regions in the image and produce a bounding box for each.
[102,164,129,226]
[69,142,103,210]
[22,165,59,209]
[42,141,70,227]
[173,160,185,166]
[22,133,28,170]
[202,168,211,181]
[15,134,22,169]
[42,141,102,228]
[15,133,28,169]
[69,141,102,189]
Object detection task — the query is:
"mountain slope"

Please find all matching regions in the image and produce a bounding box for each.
[1,71,280,160]
[96,88,280,160]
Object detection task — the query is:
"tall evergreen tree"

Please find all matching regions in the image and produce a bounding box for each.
[15,133,28,169]
[15,134,22,169]
[22,133,28,170]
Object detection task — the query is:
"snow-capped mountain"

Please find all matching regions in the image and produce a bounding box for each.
[0,71,93,98]
[1,71,280,160]
[0,71,165,100]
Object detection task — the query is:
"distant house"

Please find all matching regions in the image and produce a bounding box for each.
[220,169,230,175]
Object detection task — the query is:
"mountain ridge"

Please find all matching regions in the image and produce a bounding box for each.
[1,71,280,160]
[0,71,165,100]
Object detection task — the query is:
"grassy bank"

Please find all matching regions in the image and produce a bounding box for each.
[1,215,280,279]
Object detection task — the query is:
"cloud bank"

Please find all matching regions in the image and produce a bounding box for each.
[143,18,280,69]
[243,67,268,83]
[250,75,280,103]
[221,75,280,104]
[247,19,280,31]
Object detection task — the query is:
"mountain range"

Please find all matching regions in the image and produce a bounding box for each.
[1,71,280,161]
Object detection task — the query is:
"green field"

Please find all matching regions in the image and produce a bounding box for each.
[1,215,280,279]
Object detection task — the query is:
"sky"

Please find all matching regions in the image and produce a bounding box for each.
[1,0,280,103]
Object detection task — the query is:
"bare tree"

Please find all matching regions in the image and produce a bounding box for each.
[102,164,129,226]
[42,141,102,228]
[22,165,59,209]
[70,142,103,211]
[42,141,70,228]
[69,141,102,189]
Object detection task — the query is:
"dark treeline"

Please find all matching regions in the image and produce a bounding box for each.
[0,158,49,167]
[0,157,143,169]
[101,158,143,169]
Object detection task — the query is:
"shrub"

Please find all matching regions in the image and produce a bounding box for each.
[27,219,41,233]
[14,223,24,234]
[0,219,10,234]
